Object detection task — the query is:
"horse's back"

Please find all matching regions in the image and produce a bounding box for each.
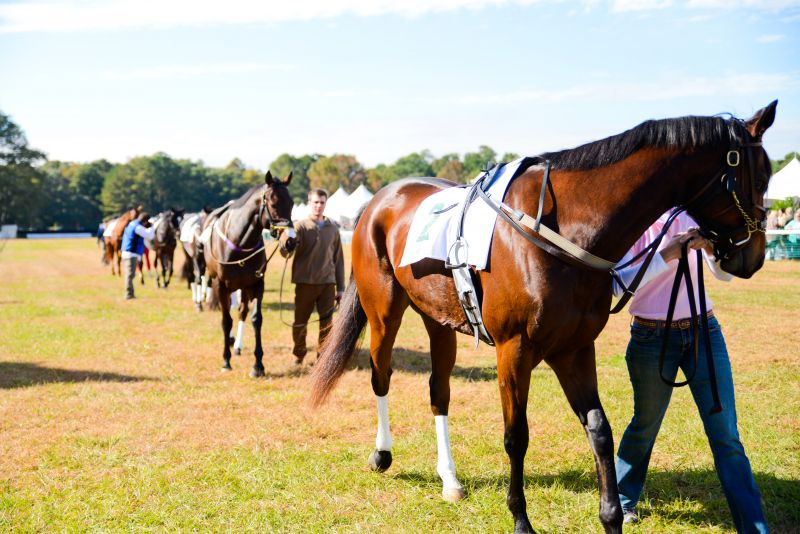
[356,177,456,267]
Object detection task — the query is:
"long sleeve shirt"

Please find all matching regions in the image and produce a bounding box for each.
[121,223,156,259]
[281,217,345,291]
[612,210,733,320]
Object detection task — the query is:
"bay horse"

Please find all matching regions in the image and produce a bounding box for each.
[203,171,293,376]
[150,208,185,289]
[104,206,142,276]
[310,101,777,533]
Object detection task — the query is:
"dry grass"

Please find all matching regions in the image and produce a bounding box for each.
[0,238,798,533]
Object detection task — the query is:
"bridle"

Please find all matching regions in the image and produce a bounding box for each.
[683,118,768,261]
[208,182,292,275]
[258,184,293,238]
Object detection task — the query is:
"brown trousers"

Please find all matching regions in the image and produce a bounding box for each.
[292,283,336,360]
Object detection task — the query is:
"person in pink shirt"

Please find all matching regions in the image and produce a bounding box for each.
[611,210,768,532]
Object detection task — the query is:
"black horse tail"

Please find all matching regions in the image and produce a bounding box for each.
[310,276,367,407]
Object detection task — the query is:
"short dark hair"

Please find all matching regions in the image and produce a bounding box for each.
[138,212,150,223]
[308,189,328,201]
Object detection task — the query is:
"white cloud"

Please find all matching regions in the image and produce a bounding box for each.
[687,0,800,8]
[102,62,294,80]
[0,0,547,33]
[611,0,672,13]
[757,34,786,42]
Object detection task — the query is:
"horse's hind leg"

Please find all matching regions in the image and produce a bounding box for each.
[359,277,409,473]
[548,345,623,534]
[421,315,465,502]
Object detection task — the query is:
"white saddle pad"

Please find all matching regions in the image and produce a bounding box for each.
[103,219,117,237]
[399,158,526,270]
[180,214,201,243]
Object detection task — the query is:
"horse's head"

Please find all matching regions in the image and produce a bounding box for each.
[259,170,294,236]
[686,100,777,279]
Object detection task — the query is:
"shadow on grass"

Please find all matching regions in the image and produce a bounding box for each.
[0,362,155,389]
[350,347,497,382]
[394,467,798,531]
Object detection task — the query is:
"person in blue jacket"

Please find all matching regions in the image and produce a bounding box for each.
[121,212,155,299]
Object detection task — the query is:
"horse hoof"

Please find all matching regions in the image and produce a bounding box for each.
[249,367,265,378]
[234,348,241,356]
[368,449,392,472]
[442,486,466,503]
[221,365,232,373]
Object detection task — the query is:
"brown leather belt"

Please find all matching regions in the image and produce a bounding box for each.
[633,310,714,330]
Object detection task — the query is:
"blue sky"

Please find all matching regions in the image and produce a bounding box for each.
[1,0,798,170]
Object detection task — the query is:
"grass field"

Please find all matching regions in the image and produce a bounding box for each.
[0,238,798,533]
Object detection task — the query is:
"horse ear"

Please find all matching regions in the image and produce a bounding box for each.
[265,170,274,186]
[745,100,777,139]
[284,171,293,186]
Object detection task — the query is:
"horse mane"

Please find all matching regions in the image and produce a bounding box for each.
[229,183,265,210]
[540,115,741,170]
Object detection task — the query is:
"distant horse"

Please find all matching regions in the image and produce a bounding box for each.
[203,171,293,376]
[149,208,185,289]
[310,102,777,533]
[180,208,212,310]
[103,206,141,276]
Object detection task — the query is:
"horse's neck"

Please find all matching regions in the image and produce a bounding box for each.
[559,146,723,262]
[221,200,260,247]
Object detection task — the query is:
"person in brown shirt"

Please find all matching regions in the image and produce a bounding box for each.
[280,189,345,365]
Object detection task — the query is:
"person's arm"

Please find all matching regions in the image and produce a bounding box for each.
[279,224,299,258]
[694,237,734,282]
[611,250,671,298]
[134,223,156,241]
[611,230,704,298]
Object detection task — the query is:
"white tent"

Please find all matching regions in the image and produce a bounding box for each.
[291,202,309,221]
[343,184,373,216]
[766,157,800,200]
[324,187,350,222]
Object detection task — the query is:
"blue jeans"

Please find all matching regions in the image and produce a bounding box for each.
[615,316,768,533]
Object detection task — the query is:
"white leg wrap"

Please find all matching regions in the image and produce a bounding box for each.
[234,321,245,350]
[375,395,392,451]
[435,415,462,491]
[191,282,199,303]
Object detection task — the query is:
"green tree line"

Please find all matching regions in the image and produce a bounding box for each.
[1,110,797,231]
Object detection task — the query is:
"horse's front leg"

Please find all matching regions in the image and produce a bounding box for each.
[249,284,265,378]
[422,316,465,502]
[548,344,622,534]
[217,281,234,372]
[165,252,173,288]
[496,337,535,534]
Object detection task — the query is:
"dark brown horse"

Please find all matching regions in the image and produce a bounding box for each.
[104,206,141,276]
[203,171,293,376]
[150,208,185,289]
[310,102,777,533]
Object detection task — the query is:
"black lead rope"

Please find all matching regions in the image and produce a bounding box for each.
[657,243,723,414]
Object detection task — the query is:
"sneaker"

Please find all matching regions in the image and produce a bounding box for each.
[622,509,638,524]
